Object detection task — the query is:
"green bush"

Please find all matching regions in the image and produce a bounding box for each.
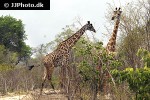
[111,67,150,99]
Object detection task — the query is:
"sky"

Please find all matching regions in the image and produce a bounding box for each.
[0,0,132,48]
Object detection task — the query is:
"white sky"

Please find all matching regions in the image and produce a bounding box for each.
[0,0,132,48]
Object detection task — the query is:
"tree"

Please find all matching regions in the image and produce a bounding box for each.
[0,15,31,64]
[109,0,150,69]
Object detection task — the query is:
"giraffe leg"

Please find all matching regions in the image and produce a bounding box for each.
[47,65,55,90]
[48,75,54,90]
[62,54,70,94]
[40,67,47,95]
[44,64,56,94]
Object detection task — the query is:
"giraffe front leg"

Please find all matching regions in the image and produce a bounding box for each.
[45,64,57,94]
[40,67,47,95]
[48,65,55,90]
[63,55,71,94]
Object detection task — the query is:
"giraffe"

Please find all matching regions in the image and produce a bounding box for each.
[103,7,122,96]
[29,21,96,94]
[106,7,122,54]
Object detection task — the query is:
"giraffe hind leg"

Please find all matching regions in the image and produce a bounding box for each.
[40,71,47,95]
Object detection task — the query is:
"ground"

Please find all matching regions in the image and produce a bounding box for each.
[0,89,68,100]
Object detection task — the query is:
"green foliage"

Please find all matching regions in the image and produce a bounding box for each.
[111,49,150,99]
[0,15,31,59]
[74,35,122,83]
[111,67,150,99]
[76,39,99,81]
[78,60,97,81]
[0,45,18,64]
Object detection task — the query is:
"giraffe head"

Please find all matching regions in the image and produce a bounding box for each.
[85,21,96,33]
[111,7,122,20]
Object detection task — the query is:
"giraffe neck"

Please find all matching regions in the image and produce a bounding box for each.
[106,19,120,53]
[60,24,87,49]
[53,24,88,60]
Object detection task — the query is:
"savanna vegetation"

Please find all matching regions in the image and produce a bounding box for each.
[0,0,150,100]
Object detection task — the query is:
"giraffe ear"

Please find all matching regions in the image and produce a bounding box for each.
[87,21,90,24]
